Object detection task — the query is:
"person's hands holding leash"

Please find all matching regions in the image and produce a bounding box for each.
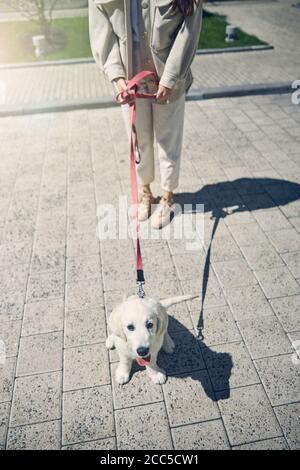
[114,77,135,102]
[156,84,172,103]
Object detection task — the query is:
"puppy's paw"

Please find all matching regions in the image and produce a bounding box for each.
[151,370,167,385]
[105,335,115,350]
[115,366,130,385]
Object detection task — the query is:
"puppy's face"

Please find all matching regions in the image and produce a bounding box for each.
[110,297,167,366]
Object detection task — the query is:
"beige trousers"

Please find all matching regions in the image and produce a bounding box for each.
[121,93,186,192]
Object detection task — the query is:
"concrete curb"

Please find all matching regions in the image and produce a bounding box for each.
[187,81,292,100]
[0,57,95,70]
[0,81,293,117]
[196,44,273,55]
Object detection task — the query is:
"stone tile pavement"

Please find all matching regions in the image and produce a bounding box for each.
[0,0,299,107]
[0,92,300,450]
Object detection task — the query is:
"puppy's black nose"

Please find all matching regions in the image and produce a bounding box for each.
[137,347,149,357]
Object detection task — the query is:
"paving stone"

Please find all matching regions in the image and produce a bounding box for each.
[225,284,273,321]
[223,209,255,226]
[100,239,135,266]
[68,212,97,235]
[0,402,10,447]
[10,372,61,426]
[111,363,163,410]
[172,419,230,450]
[242,192,275,212]
[254,267,300,299]
[0,264,28,295]
[213,259,257,289]
[233,437,289,450]
[62,385,114,446]
[267,228,300,254]
[254,355,300,406]
[27,271,65,302]
[31,244,66,273]
[167,302,194,333]
[115,403,172,450]
[202,341,259,392]
[280,199,300,219]
[181,277,227,311]
[102,262,137,291]
[229,223,268,247]
[66,278,104,311]
[7,420,61,450]
[63,343,110,391]
[66,255,102,283]
[158,329,205,375]
[163,371,219,427]
[281,251,300,279]
[172,252,206,281]
[190,306,241,347]
[22,299,64,336]
[64,307,107,347]
[62,437,116,450]
[4,220,35,243]
[217,384,282,446]
[290,217,300,234]
[0,319,21,357]
[0,289,25,320]
[66,232,100,257]
[238,316,292,359]
[16,332,63,376]
[0,241,32,267]
[253,208,292,231]
[0,357,16,402]
[146,277,185,299]
[204,235,243,263]
[270,295,300,332]
[274,403,300,450]
[241,243,284,271]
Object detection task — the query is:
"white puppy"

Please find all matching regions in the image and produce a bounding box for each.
[106,295,193,385]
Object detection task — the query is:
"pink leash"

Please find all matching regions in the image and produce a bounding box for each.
[115,70,159,298]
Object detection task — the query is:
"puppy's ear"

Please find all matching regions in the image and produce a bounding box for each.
[156,303,168,336]
[108,303,126,341]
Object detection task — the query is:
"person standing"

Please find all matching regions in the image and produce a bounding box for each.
[89,0,203,228]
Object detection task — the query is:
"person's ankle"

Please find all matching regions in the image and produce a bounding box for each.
[162,191,174,204]
[142,185,152,195]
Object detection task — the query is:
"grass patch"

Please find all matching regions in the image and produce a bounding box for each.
[0,11,267,64]
[198,11,267,49]
[0,16,91,63]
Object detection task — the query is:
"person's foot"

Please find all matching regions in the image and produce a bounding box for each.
[151,196,176,229]
[138,188,154,221]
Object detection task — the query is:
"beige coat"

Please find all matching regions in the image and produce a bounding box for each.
[89,0,203,102]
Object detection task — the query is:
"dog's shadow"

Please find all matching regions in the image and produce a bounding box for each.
[133,316,233,401]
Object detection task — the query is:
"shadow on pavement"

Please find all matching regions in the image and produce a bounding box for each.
[174,177,300,334]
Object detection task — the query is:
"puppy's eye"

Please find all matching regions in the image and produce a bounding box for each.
[127,324,135,331]
[146,321,153,329]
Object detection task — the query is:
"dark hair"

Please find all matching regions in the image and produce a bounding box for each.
[171,0,198,16]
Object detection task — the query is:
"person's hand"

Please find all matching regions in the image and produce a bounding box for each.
[114,77,135,102]
[156,84,172,103]
[114,77,128,93]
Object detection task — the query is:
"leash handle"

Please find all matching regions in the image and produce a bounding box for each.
[115,71,159,298]
[115,70,159,105]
